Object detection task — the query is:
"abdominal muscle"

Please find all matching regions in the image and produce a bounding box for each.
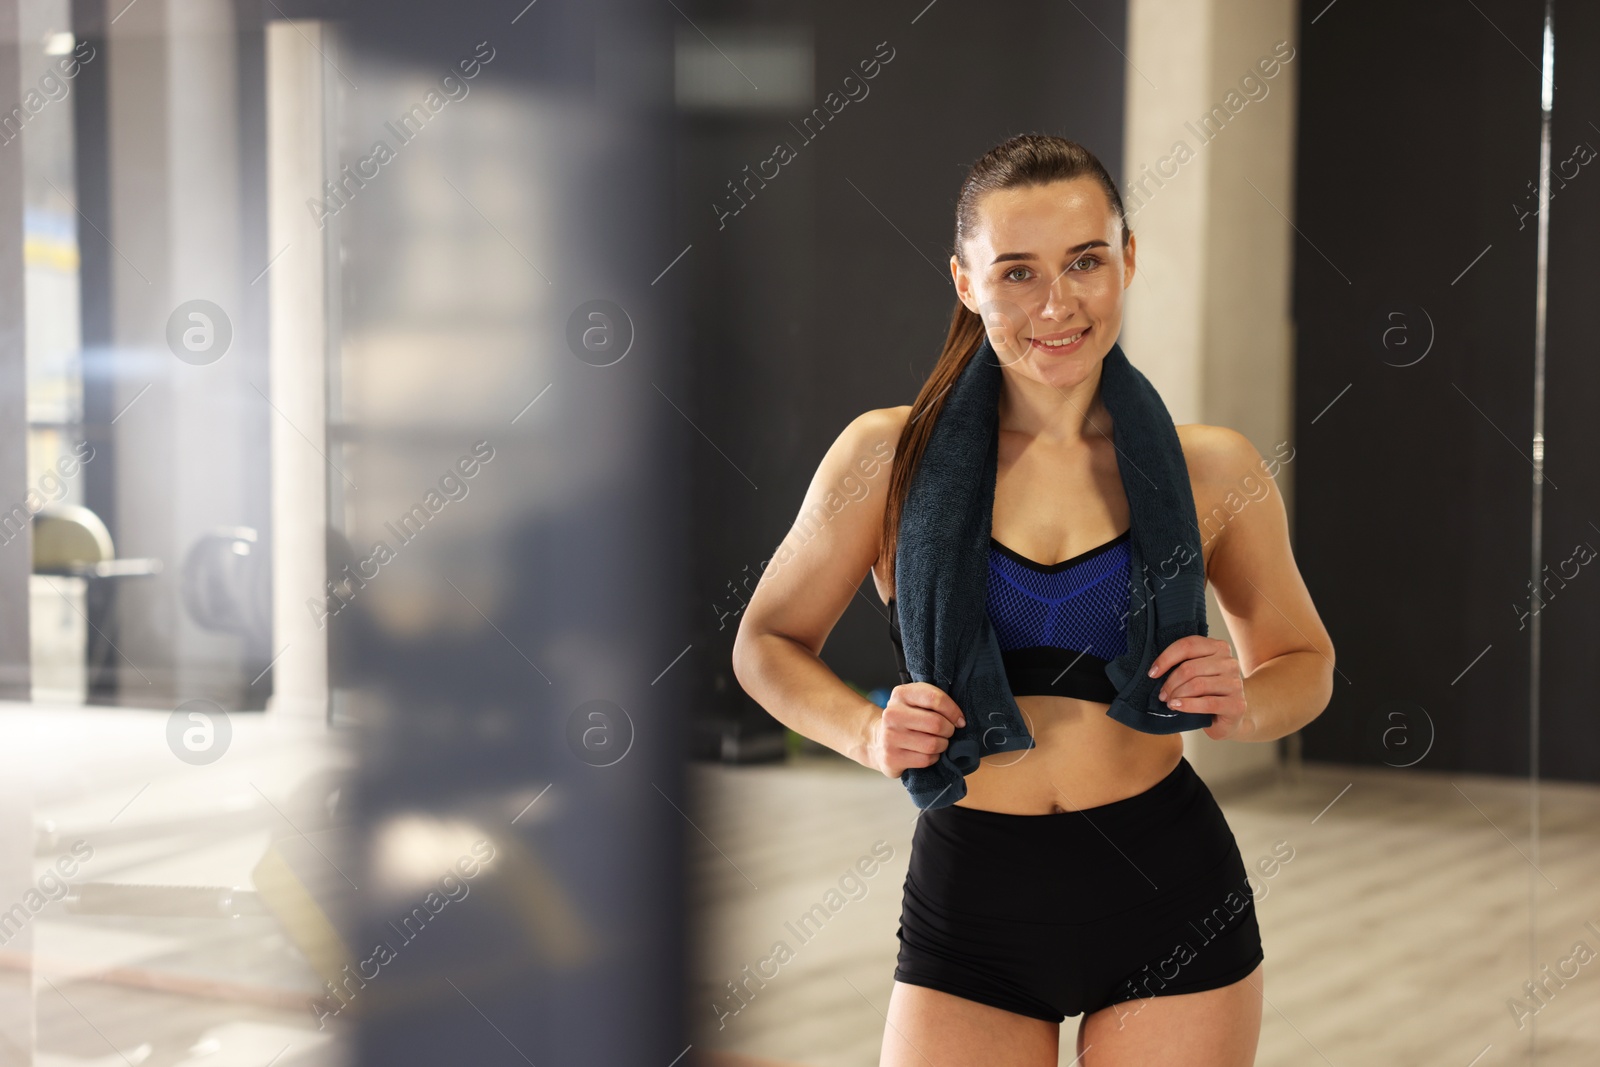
[952,693,1185,815]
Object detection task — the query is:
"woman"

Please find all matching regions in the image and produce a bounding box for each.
[731,134,1333,1066]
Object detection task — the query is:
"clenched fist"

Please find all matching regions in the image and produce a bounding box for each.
[863,682,966,778]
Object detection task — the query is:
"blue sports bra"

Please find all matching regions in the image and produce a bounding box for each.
[888,528,1132,703]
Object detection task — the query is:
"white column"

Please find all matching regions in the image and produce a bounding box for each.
[265,21,329,722]
[1120,0,1214,424]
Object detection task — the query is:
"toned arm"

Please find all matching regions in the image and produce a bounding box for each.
[1198,427,1336,741]
[731,407,906,768]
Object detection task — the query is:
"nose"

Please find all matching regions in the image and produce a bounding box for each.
[1040,268,1081,319]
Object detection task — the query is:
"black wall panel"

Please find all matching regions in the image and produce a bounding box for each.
[1291,0,1597,780]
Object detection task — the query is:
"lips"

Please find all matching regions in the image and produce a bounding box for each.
[1028,326,1090,351]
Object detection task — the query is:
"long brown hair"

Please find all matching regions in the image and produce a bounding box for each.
[879,134,1132,597]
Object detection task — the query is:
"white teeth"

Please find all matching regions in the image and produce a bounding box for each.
[1038,330,1085,347]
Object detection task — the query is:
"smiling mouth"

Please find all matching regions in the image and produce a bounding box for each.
[1029,326,1090,349]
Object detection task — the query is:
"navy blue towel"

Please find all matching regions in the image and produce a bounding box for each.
[893,336,1213,810]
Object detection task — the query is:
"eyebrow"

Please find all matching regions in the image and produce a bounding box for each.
[990,239,1110,266]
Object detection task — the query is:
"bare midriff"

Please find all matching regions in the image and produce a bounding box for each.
[952,694,1184,814]
[870,571,1188,814]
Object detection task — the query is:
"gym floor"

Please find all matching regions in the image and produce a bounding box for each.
[689,750,1600,1067]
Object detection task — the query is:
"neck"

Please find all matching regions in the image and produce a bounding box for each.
[996,358,1111,444]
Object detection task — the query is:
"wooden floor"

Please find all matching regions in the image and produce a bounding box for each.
[687,752,1600,1066]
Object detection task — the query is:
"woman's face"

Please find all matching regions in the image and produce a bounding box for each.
[951,177,1135,384]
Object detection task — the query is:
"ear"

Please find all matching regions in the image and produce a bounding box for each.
[950,255,976,312]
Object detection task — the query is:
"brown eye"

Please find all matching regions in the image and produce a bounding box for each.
[1005,267,1030,282]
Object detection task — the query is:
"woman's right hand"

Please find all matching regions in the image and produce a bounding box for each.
[864,683,967,778]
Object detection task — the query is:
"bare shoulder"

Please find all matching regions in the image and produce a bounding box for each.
[1174,424,1285,572]
[819,405,909,483]
[850,404,912,446]
[1174,423,1264,484]
[826,405,910,595]
[1175,424,1329,678]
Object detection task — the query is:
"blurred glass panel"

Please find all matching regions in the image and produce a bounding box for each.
[18,0,86,706]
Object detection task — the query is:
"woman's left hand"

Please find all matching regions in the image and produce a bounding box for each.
[1147,636,1251,741]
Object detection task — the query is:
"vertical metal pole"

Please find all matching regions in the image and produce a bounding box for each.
[1529,3,1554,1062]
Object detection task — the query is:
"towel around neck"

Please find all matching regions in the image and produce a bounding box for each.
[893,334,1215,810]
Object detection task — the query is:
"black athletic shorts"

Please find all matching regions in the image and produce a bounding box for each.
[894,755,1264,1022]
